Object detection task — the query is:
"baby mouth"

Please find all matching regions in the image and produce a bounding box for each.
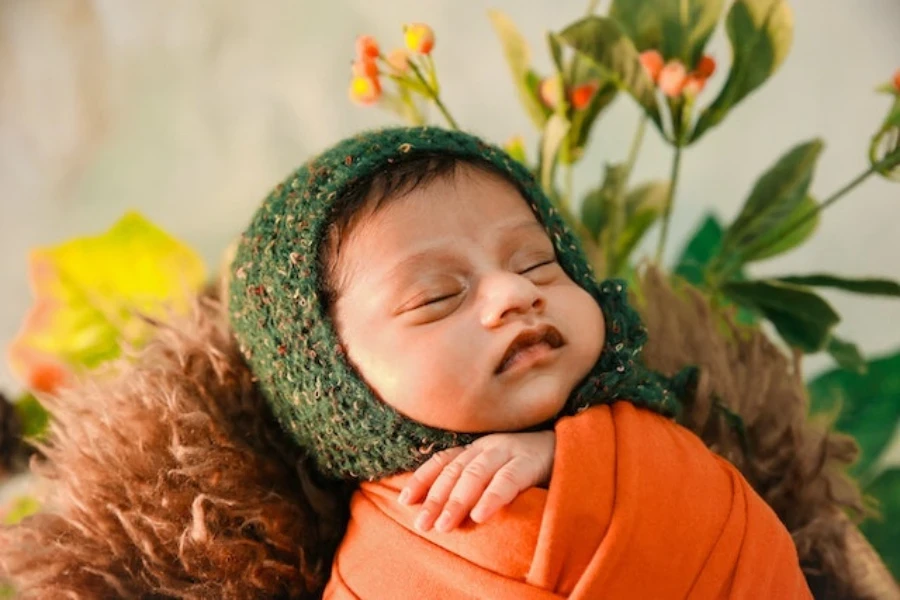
[495,325,565,375]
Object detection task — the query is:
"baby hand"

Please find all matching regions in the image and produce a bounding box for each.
[398,430,555,533]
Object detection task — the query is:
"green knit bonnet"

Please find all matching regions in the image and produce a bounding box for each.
[229,126,678,482]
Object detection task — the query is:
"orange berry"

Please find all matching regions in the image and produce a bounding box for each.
[404,23,435,55]
[639,50,664,82]
[348,76,382,106]
[539,77,562,109]
[682,74,707,97]
[695,55,716,79]
[658,60,687,97]
[355,35,380,61]
[387,48,410,74]
[352,59,379,79]
[893,68,900,92]
[29,362,69,395]
[570,82,599,110]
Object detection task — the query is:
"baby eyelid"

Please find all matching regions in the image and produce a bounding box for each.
[520,258,557,274]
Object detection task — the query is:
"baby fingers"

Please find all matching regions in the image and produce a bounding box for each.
[469,457,533,524]
[414,447,511,533]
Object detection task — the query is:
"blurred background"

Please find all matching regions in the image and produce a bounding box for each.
[1,0,898,391]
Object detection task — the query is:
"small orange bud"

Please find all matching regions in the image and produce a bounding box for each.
[404,23,435,55]
[695,55,716,79]
[893,68,900,92]
[570,82,599,110]
[658,60,687,97]
[682,74,707,97]
[29,362,69,395]
[352,59,379,80]
[355,35,380,61]
[539,77,562,109]
[348,76,382,106]
[639,50,664,82]
[387,48,410,74]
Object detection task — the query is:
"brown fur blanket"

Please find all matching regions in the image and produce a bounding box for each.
[0,268,893,598]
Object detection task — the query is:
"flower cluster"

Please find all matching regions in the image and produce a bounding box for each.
[348,23,435,106]
[639,50,716,98]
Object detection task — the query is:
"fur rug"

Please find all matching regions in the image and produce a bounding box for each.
[0,268,894,598]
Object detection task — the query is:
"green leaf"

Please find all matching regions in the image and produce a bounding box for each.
[739,195,820,262]
[675,213,725,287]
[2,495,41,526]
[580,164,626,240]
[13,393,49,439]
[8,212,207,393]
[556,17,662,131]
[860,468,900,577]
[719,140,823,270]
[722,279,839,352]
[612,181,668,270]
[540,114,571,194]
[869,97,900,180]
[488,9,550,129]
[826,336,867,374]
[691,0,794,142]
[808,350,900,477]
[776,274,900,297]
[609,0,724,65]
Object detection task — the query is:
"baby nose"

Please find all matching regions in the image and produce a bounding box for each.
[479,272,546,327]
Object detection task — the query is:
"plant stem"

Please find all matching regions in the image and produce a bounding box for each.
[607,115,648,274]
[585,0,602,16]
[564,162,574,211]
[774,163,879,247]
[407,59,459,130]
[656,143,683,263]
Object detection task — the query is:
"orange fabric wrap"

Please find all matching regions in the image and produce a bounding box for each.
[325,403,811,599]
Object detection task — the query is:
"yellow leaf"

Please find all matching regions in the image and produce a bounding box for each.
[8,212,207,390]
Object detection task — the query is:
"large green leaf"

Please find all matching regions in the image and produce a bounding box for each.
[859,468,900,577]
[808,350,900,477]
[13,393,49,439]
[7,212,207,394]
[739,195,820,262]
[609,0,724,65]
[776,274,900,297]
[488,10,549,129]
[826,335,867,375]
[691,0,794,142]
[719,140,823,271]
[675,213,725,287]
[722,279,839,352]
[556,17,662,131]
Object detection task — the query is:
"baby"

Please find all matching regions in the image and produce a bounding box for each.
[229,126,810,597]
[321,151,603,533]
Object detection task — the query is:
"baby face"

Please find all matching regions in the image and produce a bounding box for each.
[332,165,605,432]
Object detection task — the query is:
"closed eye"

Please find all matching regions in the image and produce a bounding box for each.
[520,259,557,274]
[419,292,458,307]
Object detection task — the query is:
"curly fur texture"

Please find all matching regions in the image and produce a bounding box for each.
[635,266,897,600]
[0,299,349,599]
[1,273,896,598]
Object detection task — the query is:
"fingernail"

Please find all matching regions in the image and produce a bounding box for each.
[435,511,452,532]
[398,489,410,505]
[415,511,430,532]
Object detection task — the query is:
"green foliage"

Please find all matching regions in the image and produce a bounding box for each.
[691,0,794,142]
[556,17,662,131]
[609,0,724,65]
[13,393,49,440]
[716,140,823,273]
[488,10,549,129]
[859,468,900,577]
[808,351,900,478]
[721,280,839,352]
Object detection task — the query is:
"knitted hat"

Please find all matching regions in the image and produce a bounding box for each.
[228,126,679,482]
